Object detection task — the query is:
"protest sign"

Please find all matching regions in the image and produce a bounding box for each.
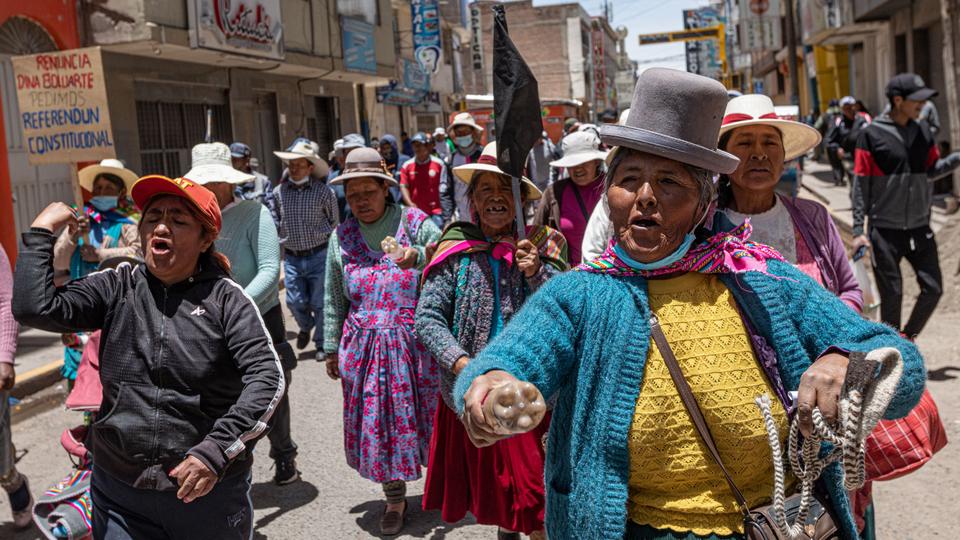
[12,46,115,166]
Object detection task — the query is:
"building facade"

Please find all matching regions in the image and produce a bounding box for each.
[0,0,473,255]
[458,0,631,122]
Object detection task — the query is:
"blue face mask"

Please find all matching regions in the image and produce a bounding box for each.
[613,232,697,271]
[89,196,119,212]
[455,135,474,149]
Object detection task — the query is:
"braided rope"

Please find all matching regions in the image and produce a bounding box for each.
[755,396,857,540]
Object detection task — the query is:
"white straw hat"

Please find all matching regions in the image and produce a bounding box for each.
[185,143,256,185]
[550,131,608,168]
[447,112,484,133]
[78,159,138,192]
[273,139,329,177]
[718,94,822,161]
[452,142,542,200]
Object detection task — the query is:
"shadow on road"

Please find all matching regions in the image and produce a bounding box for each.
[349,495,479,539]
[251,479,320,539]
[927,366,960,381]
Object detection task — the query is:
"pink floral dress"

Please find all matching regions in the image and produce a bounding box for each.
[337,208,440,483]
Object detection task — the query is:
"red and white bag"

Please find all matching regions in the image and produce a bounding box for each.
[865,388,947,481]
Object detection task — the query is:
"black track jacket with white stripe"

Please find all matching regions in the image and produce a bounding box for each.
[13,230,284,490]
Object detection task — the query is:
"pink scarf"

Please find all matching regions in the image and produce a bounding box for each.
[576,220,785,278]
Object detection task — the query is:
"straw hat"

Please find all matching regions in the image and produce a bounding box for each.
[447,112,484,133]
[274,139,329,177]
[452,142,542,200]
[550,131,608,168]
[718,94,822,161]
[78,159,138,192]
[328,147,398,187]
[185,143,256,185]
[599,68,739,174]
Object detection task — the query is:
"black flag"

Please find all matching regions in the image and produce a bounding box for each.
[492,4,541,179]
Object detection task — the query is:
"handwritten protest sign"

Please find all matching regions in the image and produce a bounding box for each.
[12,47,115,165]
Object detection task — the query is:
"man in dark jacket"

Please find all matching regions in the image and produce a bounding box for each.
[826,96,870,186]
[852,73,960,339]
[13,176,284,538]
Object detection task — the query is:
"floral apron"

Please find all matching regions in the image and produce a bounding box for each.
[337,209,440,483]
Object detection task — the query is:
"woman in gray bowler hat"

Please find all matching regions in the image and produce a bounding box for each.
[453,68,925,540]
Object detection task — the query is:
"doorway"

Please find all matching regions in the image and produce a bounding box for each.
[253,92,281,181]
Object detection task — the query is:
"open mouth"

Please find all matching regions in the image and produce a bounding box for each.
[748,166,771,174]
[630,215,661,230]
[485,204,508,215]
[150,238,172,256]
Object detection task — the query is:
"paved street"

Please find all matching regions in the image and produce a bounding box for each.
[2,306,959,539]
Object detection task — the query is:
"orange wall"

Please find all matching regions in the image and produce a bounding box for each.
[0,4,79,262]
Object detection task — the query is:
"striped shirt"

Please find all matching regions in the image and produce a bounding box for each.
[272,177,340,251]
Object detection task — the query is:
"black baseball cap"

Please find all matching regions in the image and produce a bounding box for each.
[886,73,938,102]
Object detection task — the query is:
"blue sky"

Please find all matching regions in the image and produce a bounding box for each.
[532,0,713,73]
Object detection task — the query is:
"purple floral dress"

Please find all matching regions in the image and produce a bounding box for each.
[337,208,440,483]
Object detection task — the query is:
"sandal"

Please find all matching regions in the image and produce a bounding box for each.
[380,500,407,536]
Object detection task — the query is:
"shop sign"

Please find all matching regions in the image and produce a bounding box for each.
[411,0,442,74]
[469,3,483,71]
[342,17,377,75]
[12,47,115,165]
[403,59,431,92]
[190,0,284,60]
[683,7,723,80]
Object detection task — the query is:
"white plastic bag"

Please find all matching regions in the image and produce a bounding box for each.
[850,257,881,315]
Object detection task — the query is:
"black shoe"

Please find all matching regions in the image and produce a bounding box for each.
[274,457,301,485]
[295,330,311,350]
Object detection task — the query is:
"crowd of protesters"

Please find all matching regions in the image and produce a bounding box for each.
[0,67,954,540]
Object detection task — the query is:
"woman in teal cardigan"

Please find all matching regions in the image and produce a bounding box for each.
[455,69,925,540]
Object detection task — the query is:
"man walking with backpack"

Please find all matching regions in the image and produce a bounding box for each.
[852,74,960,339]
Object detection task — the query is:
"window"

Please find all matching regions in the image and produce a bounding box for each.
[136,101,231,177]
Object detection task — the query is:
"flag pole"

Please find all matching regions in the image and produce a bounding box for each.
[511,175,526,240]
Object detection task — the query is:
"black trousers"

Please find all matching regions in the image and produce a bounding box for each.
[869,226,943,338]
[826,145,849,184]
[261,305,298,461]
[92,466,252,539]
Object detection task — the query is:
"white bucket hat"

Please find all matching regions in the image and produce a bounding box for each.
[550,131,608,168]
[453,142,542,200]
[185,143,256,185]
[78,159,138,192]
[274,139,329,177]
[447,112,484,133]
[718,94,822,162]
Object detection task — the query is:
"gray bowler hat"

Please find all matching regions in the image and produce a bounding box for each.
[599,68,739,174]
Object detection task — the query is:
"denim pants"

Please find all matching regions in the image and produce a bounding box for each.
[283,247,327,348]
[0,391,20,489]
[92,466,253,539]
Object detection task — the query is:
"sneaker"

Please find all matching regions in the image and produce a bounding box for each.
[295,330,311,350]
[274,458,301,485]
[9,476,33,529]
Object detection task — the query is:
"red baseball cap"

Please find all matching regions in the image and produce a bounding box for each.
[131,175,222,233]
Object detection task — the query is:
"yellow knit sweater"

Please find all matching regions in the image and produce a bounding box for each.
[628,273,791,536]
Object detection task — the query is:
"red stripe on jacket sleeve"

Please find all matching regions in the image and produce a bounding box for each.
[854,149,884,176]
[925,144,941,171]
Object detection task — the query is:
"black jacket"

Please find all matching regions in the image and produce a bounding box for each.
[13,230,284,490]
[826,112,869,153]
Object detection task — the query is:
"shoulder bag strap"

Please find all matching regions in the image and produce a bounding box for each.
[648,314,752,518]
[568,181,591,221]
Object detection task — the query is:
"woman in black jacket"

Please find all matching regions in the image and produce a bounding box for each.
[13,175,285,539]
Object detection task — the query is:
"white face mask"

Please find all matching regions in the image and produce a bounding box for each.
[289,177,310,186]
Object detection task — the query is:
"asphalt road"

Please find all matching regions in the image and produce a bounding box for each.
[1,307,956,539]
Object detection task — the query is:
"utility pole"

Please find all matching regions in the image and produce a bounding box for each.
[784,0,801,108]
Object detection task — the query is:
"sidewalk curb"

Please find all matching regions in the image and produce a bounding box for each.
[800,178,854,236]
[11,359,63,400]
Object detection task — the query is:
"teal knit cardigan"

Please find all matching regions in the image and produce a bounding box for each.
[453,260,925,540]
